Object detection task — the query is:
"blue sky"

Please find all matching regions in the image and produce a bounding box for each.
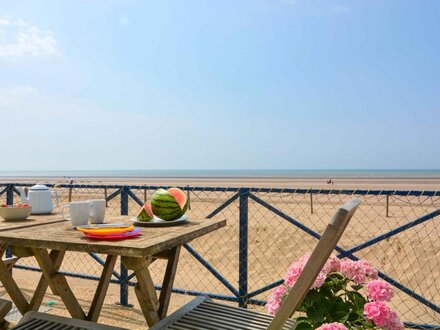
[1,0,439,170]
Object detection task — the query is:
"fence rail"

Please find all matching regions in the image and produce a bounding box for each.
[0,182,439,329]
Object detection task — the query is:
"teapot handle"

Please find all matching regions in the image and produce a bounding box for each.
[51,190,59,208]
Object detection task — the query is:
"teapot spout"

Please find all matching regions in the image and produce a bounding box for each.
[16,187,30,204]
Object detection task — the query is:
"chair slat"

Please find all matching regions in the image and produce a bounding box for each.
[186,313,267,330]
[179,314,240,330]
[191,306,270,328]
[13,311,126,329]
[14,319,82,330]
[202,301,274,320]
[171,320,215,330]
[12,318,43,330]
[198,303,296,329]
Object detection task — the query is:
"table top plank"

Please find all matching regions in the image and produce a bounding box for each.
[0,216,226,257]
[0,213,64,232]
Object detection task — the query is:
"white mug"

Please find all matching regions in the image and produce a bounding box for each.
[89,199,106,224]
[61,201,90,227]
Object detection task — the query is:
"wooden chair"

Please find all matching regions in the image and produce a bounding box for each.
[150,198,362,330]
[0,298,126,329]
[13,312,127,329]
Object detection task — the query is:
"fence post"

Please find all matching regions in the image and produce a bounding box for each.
[6,184,14,206]
[386,195,390,218]
[238,188,249,308]
[186,185,191,210]
[5,185,14,259]
[118,186,131,306]
[310,191,314,214]
[104,187,108,207]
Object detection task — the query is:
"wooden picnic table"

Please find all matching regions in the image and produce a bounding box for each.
[0,215,226,327]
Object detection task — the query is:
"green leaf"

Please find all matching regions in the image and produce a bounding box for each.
[347,311,362,322]
[306,305,324,323]
[317,286,334,300]
[334,311,349,323]
[347,291,367,311]
[294,318,313,330]
[307,290,322,304]
[351,284,364,291]
[328,273,345,281]
[330,299,350,323]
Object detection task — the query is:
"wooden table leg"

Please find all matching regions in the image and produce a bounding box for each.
[158,246,181,318]
[87,255,118,322]
[0,246,65,314]
[3,257,20,270]
[122,256,160,326]
[28,250,65,311]
[0,244,29,314]
[31,248,86,320]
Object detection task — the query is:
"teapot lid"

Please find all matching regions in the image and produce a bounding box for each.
[30,184,49,191]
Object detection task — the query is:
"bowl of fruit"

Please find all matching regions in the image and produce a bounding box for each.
[0,203,32,220]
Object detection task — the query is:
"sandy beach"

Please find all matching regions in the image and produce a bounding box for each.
[0,177,439,329]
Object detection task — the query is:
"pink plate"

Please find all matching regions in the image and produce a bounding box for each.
[85,228,141,240]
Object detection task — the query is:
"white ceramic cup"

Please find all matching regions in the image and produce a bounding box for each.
[89,199,106,224]
[61,201,90,227]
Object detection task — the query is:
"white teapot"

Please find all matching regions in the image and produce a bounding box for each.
[19,184,59,214]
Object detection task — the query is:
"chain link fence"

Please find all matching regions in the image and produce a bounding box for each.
[0,183,439,328]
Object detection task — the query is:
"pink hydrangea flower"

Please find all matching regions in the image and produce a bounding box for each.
[284,253,330,289]
[326,255,341,273]
[364,301,390,327]
[284,261,304,287]
[340,259,378,284]
[299,252,312,264]
[359,259,379,280]
[266,285,287,315]
[340,260,365,284]
[366,280,394,302]
[311,272,326,289]
[316,322,348,330]
[268,253,400,328]
[364,301,404,330]
[383,311,403,329]
[387,309,405,330]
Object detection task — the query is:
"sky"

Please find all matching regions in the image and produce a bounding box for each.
[1,0,439,171]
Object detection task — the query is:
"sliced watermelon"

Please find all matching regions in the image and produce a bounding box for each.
[167,187,187,209]
[137,203,154,221]
[151,188,188,221]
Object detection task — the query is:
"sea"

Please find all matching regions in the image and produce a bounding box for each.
[0,169,440,179]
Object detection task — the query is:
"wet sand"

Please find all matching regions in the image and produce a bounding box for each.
[1,175,440,190]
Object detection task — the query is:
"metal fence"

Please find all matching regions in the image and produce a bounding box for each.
[0,183,439,329]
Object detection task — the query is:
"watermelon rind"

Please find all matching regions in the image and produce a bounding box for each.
[137,208,152,221]
[151,188,187,221]
[136,203,154,221]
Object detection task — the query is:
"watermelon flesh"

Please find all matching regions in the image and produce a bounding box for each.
[167,188,187,209]
[151,188,189,221]
[137,203,154,221]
